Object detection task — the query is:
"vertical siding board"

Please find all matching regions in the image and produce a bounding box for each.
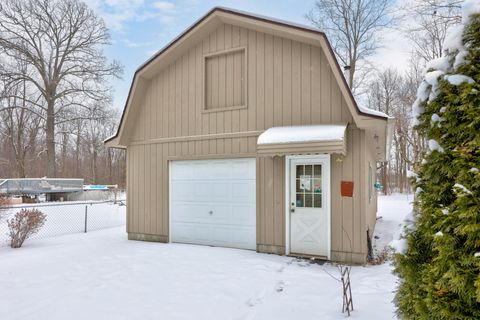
[175,61,182,138]
[156,144,162,235]
[201,38,210,153]
[146,79,152,140]
[163,144,169,235]
[217,26,226,138]
[331,158,342,252]
[208,34,217,154]
[331,73,342,123]
[132,146,137,233]
[352,129,362,252]
[247,30,257,131]
[168,65,175,139]
[342,130,354,253]
[231,26,241,134]
[210,32,219,109]
[320,50,331,123]
[256,31,265,130]
[260,158,266,244]
[224,25,233,134]
[301,43,311,125]
[145,144,151,234]
[256,158,261,245]
[311,46,321,123]
[152,144,157,234]
[239,27,248,153]
[291,41,301,125]
[273,36,283,126]
[359,130,367,253]
[273,157,284,246]
[264,34,274,129]
[127,149,132,232]
[151,77,156,139]
[181,55,189,139]
[195,44,202,136]
[266,158,275,244]
[187,49,195,136]
[137,145,144,233]
[157,74,162,139]
[162,71,168,138]
[282,39,292,126]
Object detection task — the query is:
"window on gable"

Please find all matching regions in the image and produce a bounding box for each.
[204,48,246,111]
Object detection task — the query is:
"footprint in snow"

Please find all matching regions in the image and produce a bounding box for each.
[275,280,286,293]
[246,288,266,307]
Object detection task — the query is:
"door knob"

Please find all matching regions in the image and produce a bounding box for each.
[209,210,213,215]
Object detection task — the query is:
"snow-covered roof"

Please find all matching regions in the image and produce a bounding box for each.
[357,105,391,118]
[257,124,347,145]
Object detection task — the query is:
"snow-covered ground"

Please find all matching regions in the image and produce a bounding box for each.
[373,193,413,254]
[0,194,411,320]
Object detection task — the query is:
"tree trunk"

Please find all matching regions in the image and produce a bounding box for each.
[75,124,81,177]
[46,101,56,177]
[382,163,389,195]
[92,148,97,184]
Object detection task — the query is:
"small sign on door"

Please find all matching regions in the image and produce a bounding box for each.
[300,175,311,191]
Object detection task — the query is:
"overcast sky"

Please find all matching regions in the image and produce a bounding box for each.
[83,0,411,112]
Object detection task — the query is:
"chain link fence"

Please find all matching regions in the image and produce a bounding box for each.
[0,200,126,246]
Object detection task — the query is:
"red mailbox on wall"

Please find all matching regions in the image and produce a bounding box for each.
[341,181,354,197]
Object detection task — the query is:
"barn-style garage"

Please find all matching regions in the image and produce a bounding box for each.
[106,7,393,264]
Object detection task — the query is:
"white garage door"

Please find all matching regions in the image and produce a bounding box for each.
[170,158,256,250]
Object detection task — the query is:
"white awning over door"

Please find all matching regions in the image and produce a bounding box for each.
[257,124,348,157]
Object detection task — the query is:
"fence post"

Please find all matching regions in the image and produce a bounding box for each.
[84,205,88,233]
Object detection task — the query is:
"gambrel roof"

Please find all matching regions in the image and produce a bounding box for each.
[106,7,391,148]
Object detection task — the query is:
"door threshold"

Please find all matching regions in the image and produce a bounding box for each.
[288,252,328,261]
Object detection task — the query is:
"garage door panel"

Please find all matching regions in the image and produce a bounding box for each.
[172,223,210,243]
[231,159,256,180]
[172,203,212,223]
[210,226,256,249]
[231,181,255,203]
[231,205,256,225]
[170,158,256,250]
[211,183,231,200]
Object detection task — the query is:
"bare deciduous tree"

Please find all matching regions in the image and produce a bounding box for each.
[0,60,43,178]
[306,0,393,91]
[403,0,462,62]
[0,0,122,177]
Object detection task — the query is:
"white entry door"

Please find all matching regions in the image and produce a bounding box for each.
[289,156,330,257]
[170,158,256,250]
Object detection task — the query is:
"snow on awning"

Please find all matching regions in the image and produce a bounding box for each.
[257,124,348,157]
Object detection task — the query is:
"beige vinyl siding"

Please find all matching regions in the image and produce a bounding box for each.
[365,129,380,238]
[125,22,369,262]
[129,23,353,142]
[205,47,246,110]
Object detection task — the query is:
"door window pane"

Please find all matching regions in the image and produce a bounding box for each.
[314,165,322,177]
[296,165,304,177]
[313,178,322,193]
[313,194,322,208]
[305,165,313,176]
[304,194,313,207]
[296,193,304,207]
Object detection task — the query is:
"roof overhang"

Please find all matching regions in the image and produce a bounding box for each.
[105,7,391,148]
[257,124,347,157]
